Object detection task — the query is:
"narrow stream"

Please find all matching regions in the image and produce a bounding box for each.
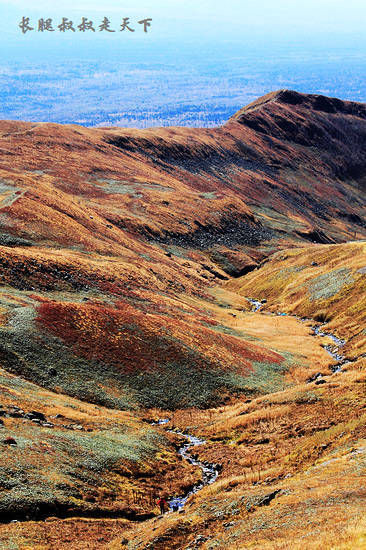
[311,324,347,372]
[152,419,220,512]
[247,298,264,312]
[150,301,348,513]
[246,297,348,373]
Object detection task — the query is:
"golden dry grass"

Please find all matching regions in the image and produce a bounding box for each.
[0,93,365,548]
[228,242,366,358]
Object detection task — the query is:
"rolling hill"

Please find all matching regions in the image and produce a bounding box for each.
[0,90,364,548]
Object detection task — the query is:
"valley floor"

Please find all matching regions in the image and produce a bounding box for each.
[0,287,364,549]
[0,90,365,549]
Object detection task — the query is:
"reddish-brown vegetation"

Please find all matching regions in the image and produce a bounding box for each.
[36,298,283,374]
[0,91,364,548]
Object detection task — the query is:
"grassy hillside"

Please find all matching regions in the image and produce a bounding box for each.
[0,254,291,410]
[0,364,204,525]
[0,91,364,547]
[228,241,366,358]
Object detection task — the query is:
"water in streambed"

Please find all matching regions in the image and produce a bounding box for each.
[311,324,347,372]
[151,419,220,511]
[246,298,348,373]
[247,298,264,312]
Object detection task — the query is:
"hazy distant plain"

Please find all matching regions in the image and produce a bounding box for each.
[1,51,365,128]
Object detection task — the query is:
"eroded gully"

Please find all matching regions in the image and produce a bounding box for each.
[151,419,220,512]
[150,299,349,513]
[246,298,349,373]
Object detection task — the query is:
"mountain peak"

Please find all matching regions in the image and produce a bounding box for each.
[230,89,366,123]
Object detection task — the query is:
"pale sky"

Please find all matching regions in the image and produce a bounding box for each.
[0,0,364,63]
[1,0,364,25]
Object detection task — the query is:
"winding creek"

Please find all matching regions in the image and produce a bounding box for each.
[150,301,349,513]
[247,298,349,372]
[311,325,347,372]
[152,419,220,512]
